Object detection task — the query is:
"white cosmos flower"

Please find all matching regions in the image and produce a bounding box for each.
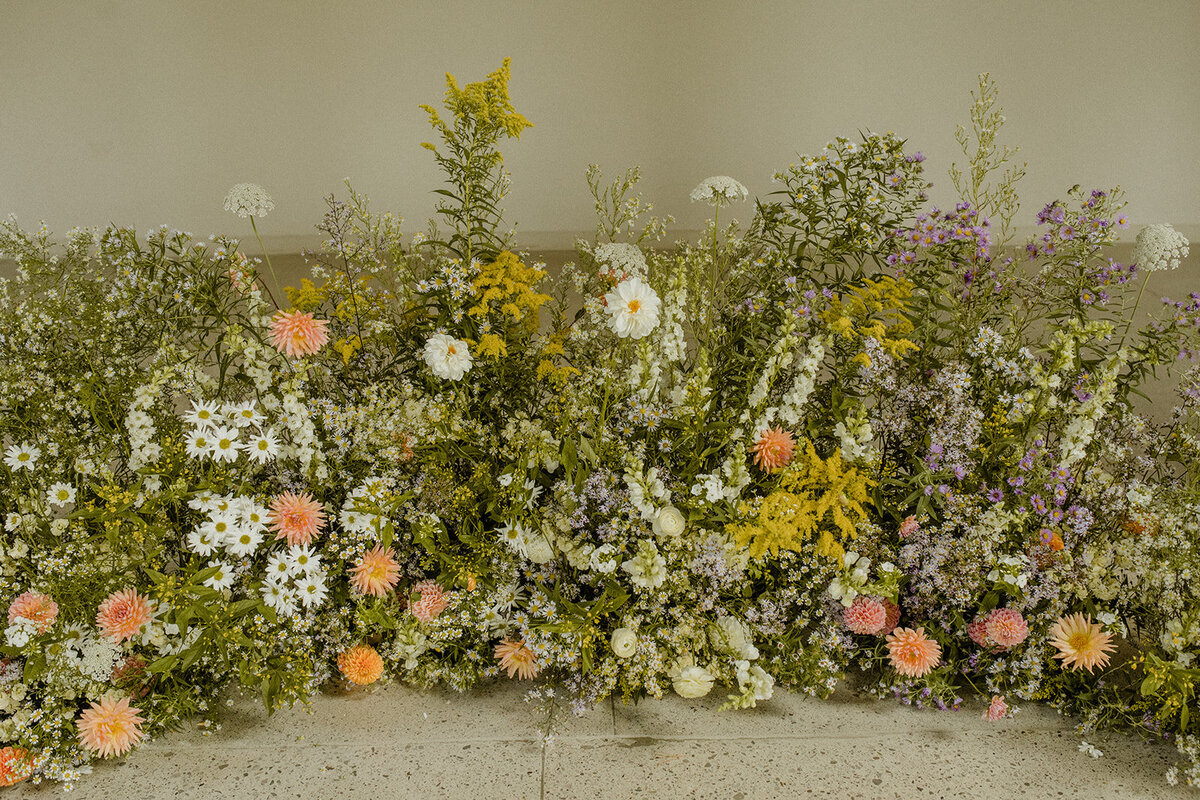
[204,562,235,592]
[604,277,661,339]
[223,183,275,219]
[246,429,280,464]
[690,176,748,206]
[208,427,241,462]
[4,443,40,471]
[422,333,473,381]
[184,399,221,430]
[47,482,76,508]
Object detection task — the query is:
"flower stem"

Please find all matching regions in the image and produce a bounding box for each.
[1117,269,1151,352]
[250,215,283,309]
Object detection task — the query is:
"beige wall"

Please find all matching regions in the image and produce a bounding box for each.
[0,0,1197,249]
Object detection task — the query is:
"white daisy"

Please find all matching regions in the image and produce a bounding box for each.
[246,429,280,464]
[185,429,214,459]
[187,491,218,513]
[4,443,40,471]
[294,573,328,608]
[226,528,263,558]
[261,582,296,615]
[47,482,76,507]
[203,513,240,546]
[225,401,260,429]
[265,552,295,582]
[208,427,241,463]
[286,545,320,575]
[203,562,235,592]
[523,478,544,511]
[234,497,269,533]
[183,399,221,430]
[211,494,236,516]
[187,527,219,557]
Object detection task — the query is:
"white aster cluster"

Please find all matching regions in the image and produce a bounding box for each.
[223,183,275,219]
[126,383,163,471]
[1133,223,1189,272]
[182,399,280,465]
[690,176,749,206]
[279,390,322,476]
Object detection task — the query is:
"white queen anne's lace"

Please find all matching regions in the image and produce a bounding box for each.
[223,183,275,219]
[690,176,749,205]
[1133,223,1189,272]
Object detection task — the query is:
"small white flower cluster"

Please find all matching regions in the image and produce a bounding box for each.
[338,480,387,537]
[280,390,323,476]
[1059,350,1125,467]
[423,333,474,381]
[828,551,873,607]
[183,399,280,464]
[593,242,648,279]
[690,176,749,206]
[186,492,271,561]
[223,183,275,219]
[1133,223,1189,272]
[622,538,667,589]
[1078,740,1103,759]
[262,544,327,614]
[690,454,751,506]
[986,553,1031,594]
[126,383,163,471]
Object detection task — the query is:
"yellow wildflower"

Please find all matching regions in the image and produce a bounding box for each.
[476,333,507,359]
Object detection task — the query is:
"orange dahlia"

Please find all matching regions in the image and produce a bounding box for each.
[269,491,326,546]
[749,426,795,473]
[1047,613,1115,673]
[77,696,146,758]
[338,644,384,686]
[885,626,941,678]
[95,588,153,643]
[8,591,58,633]
[495,638,539,680]
[350,545,400,597]
[0,746,31,787]
[268,310,330,358]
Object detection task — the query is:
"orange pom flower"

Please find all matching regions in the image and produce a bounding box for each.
[338,644,384,686]
[1048,613,1115,673]
[495,639,539,680]
[885,626,941,678]
[269,491,326,546]
[750,426,795,473]
[8,591,58,633]
[0,747,32,787]
[410,580,449,623]
[77,696,146,758]
[269,310,330,358]
[95,589,153,643]
[350,545,401,597]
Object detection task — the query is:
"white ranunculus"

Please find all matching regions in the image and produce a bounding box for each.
[422,333,473,381]
[524,528,555,564]
[672,665,715,698]
[653,506,686,539]
[604,277,661,339]
[611,627,638,659]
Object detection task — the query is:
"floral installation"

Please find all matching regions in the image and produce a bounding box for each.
[0,63,1198,790]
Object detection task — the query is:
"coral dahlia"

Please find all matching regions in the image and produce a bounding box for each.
[880,599,901,635]
[984,608,1029,649]
[495,638,539,680]
[750,426,795,473]
[269,310,329,358]
[983,695,1009,721]
[95,589,153,643]
[338,644,384,686]
[269,491,326,546]
[885,627,941,678]
[843,595,886,635]
[410,580,449,623]
[350,545,400,597]
[1048,613,1115,673]
[8,591,58,633]
[77,696,145,758]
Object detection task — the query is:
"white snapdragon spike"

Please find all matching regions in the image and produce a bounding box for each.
[689,176,748,206]
[622,539,667,589]
[223,183,275,219]
[1133,223,1189,272]
[46,482,76,508]
[3,443,39,471]
[604,277,661,339]
[184,399,221,430]
[422,333,473,380]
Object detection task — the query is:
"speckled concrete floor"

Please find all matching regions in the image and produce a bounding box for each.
[10,682,1182,799]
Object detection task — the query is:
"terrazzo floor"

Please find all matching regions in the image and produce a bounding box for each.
[10,681,1183,799]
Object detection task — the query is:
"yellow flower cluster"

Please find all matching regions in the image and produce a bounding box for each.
[420,57,533,155]
[468,250,551,331]
[728,439,872,560]
[535,337,580,387]
[822,276,918,365]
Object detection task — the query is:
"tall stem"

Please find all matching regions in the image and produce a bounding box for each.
[250,215,282,309]
[1118,269,1152,352]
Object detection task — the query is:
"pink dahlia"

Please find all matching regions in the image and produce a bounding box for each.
[269,491,326,546]
[898,515,920,538]
[750,427,795,473]
[967,617,990,648]
[269,310,329,358]
[880,599,901,635]
[411,580,449,623]
[77,696,146,758]
[885,627,941,678]
[95,589,153,643]
[985,608,1029,649]
[8,591,58,633]
[843,595,887,635]
[350,545,401,597]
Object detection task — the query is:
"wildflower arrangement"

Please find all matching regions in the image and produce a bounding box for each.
[1,63,1198,789]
